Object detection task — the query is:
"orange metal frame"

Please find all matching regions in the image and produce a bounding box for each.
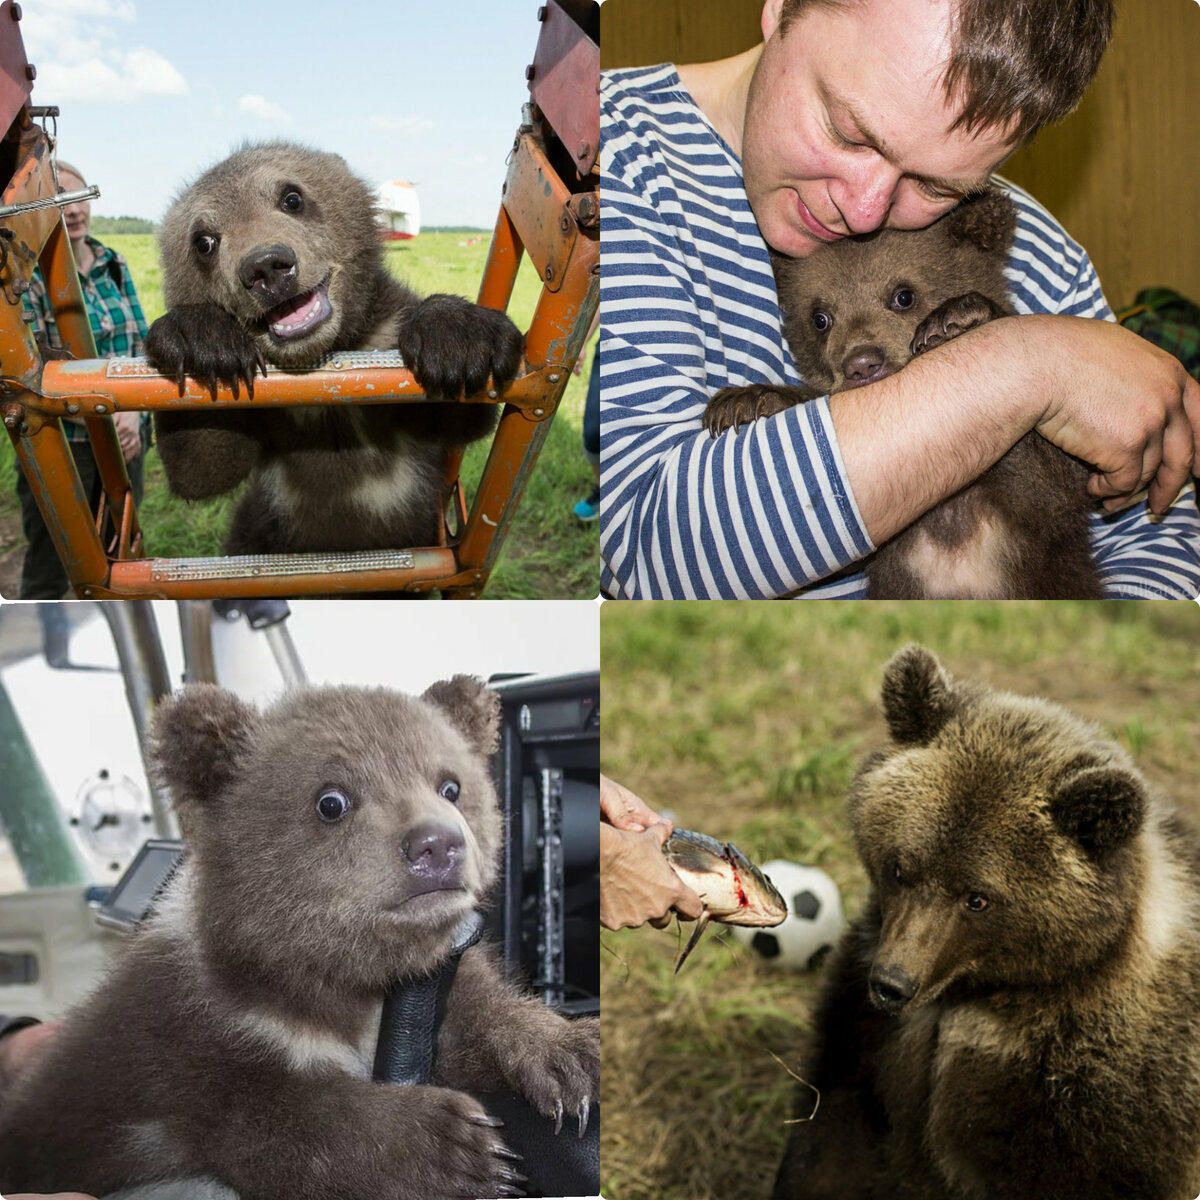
[0,2,598,599]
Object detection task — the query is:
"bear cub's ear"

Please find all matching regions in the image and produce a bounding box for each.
[943,188,1018,254]
[150,685,261,810]
[880,645,957,746]
[1049,765,1147,859]
[422,675,501,755]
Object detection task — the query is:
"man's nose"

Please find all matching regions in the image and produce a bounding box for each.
[830,156,900,234]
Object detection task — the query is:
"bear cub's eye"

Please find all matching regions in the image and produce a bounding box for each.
[316,789,351,823]
[965,892,989,912]
[192,232,218,257]
[812,310,833,333]
[280,188,304,215]
[891,288,915,310]
[438,779,461,805]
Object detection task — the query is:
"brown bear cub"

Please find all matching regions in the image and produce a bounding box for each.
[704,190,1102,599]
[0,678,597,1200]
[145,141,524,556]
[774,646,1200,1200]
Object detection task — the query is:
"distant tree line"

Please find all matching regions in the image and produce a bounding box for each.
[91,216,156,234]
[84,219,489,236]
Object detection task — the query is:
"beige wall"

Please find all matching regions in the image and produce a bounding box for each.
[601,0,763,68]
[1003,0,1200,307]
[601,0,1200,306]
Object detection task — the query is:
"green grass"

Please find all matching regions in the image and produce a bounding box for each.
[1,231,597,597]
[600,600,1200,1200]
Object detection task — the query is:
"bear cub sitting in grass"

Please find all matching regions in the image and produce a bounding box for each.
[773,645,1200,1200]
[0,677,597,1200]
[704,189,1101,599]
[145,141,524,557]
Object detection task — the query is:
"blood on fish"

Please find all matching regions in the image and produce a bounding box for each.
[731,863,748,908]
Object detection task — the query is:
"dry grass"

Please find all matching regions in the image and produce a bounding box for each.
[599,600,1200,1200]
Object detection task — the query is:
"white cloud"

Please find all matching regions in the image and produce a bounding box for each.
[19,1,187,104]
[123,46,187,95]
[238,95,293,125]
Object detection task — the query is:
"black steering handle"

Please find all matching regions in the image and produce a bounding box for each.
[371,910,485,1085]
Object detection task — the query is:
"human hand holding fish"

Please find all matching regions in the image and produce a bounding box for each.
[600,821,706,931]
[600,774,666,833]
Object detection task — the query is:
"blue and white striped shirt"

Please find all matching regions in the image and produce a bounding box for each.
[599,64,1200,600]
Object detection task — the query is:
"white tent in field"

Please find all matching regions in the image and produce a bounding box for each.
[376,180,421,240]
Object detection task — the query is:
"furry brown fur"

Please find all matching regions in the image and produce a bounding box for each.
[146,142,523,556]
[0,679,597,1199]
[773,646,1200,1200]
[703,189,1101,599]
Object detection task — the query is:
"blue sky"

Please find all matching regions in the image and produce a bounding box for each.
[18,0,542,227]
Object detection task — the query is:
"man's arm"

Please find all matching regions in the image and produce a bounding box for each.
[830,313,1199,544]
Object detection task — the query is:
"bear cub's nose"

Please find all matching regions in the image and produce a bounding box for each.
[238,243,299,301]
[869,963,919,1013]
[402,820,466,889]
[841,345,889,386]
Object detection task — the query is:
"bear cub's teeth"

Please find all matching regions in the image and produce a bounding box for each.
[268,281,332,340]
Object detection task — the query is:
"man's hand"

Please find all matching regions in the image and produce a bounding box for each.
[112,411,142,463]
[600,822,706,931]
[600,774,667,833]
[1024,315,1199,514]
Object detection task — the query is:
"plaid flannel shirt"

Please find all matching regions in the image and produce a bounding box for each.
[1118,288,1200,382]
[24,237,149,442]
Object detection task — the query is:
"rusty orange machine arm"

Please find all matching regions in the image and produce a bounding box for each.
[0,0,598,599]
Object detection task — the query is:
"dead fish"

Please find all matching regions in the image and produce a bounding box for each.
[663,828,787,972]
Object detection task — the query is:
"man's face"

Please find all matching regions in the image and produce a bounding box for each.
[743,0,1017,256]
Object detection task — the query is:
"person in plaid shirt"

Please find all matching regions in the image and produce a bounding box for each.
[14,159,150,598]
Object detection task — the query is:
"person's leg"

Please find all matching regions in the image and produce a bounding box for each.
[13,435,116,598]
[15,463,72,600]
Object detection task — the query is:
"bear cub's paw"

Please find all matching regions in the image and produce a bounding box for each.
[703,383,815,437]
[387,1085,524,1200]
[146,303,267,401]
[499,1015,600,1134]
[909,291,1008,357]
[396,295,524,400]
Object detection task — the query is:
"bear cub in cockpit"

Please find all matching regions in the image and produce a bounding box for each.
[0,678,597,1199]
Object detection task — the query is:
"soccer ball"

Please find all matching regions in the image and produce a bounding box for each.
[728,860,845,970]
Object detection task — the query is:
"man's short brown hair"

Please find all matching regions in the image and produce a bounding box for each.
[777,0,1114,144]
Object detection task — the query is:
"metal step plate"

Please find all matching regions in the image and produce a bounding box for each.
[148,549,416,584]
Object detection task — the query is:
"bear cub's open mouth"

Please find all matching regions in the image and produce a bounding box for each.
[265,277,332,341]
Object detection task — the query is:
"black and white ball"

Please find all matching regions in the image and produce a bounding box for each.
[730,861,844,970]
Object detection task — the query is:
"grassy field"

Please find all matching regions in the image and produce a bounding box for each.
[0,231,598,598]
[599,600,1200,1200]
